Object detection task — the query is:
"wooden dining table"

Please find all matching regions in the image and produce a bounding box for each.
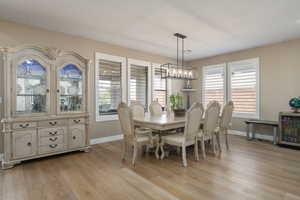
[133,112,186,131]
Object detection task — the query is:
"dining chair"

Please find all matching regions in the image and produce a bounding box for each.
[197,101,221,158]
[160,102,203,167]
[215,101,234,152]
[149,101,163,116]
[118,103,159,165]
[130,102,152,132]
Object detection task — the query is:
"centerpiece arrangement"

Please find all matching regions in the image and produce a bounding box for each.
[170,93,185,117]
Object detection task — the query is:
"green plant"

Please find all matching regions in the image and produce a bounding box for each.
[169,93,183,110]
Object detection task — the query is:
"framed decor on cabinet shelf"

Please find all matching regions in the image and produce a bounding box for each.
[0,45,91,169]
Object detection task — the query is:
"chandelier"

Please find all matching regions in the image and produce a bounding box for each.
[160,33,195,80]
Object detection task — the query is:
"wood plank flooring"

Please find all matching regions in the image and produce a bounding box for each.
[1,135,300,200]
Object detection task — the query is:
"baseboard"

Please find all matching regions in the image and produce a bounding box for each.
[228,130,274,141]
[89,130,273,146]
[90,134,123,145]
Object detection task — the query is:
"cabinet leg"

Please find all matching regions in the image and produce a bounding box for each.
[273,127,278,145]
[1,161,21,169]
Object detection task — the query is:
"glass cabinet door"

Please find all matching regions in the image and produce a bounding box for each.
[16,59,48,115]
[58,64,84,113]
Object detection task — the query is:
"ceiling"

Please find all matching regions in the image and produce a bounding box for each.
[1,0,300,60]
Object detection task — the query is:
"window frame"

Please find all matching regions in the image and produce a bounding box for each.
[202,58,260,119]
[95,52,127,122]
[228,58,260,119]
[202,63,227,109]
[127,58,152,109]
[151,63,171,108]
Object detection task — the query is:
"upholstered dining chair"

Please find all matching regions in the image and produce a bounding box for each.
[197,101,221,158]
[149,101,163,116]
[160,102,203,167]
[118,103,159,165]
[215,101,234,152]
[130,102,152,134]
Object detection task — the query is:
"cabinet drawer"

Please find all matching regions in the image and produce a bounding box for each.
[69,125,86,149]
[69,118,85,125]
[39,120,67,128]
[13,122,37,130]
[38,127,66,137]
[39,144,65,154]
[39,135,64,146]
[12,130,37,159]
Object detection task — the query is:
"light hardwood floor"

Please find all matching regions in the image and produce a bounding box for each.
[1,135,300,200]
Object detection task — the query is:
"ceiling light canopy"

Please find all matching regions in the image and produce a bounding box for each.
[160,33,196,80]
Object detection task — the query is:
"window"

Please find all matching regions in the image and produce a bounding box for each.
[128,59,151,109]
[152,66,168,108]
[95,53,126,121]
[202,58,260,119]
[228,58,260,118]
[202,64,226,109]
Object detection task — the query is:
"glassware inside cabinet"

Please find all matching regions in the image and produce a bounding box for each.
[59,64,83,112]
[16,59,48,114]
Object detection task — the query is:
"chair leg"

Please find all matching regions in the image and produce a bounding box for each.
[122,140,127,161]
[211,136,216,155]
[132,143,138,165]
[225,129,229,150]
[155,142,160,159]
[182,145,187,167]
[201,136,206,159]
[216,131,222,154]
[194,140,199,161]
[160,141,165,160]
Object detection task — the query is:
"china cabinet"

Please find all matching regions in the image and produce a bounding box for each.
[0,45,91,169]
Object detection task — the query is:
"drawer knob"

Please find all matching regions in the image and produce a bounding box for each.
[49,121,57,126]
[72,136,76,140]
[49,144,58,148]
[73,119,81,124]
[27,142,32,146]
[49,131,58,136]
[49,137,58,142]
[20,123,29,128]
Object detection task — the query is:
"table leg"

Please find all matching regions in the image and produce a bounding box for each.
[251,124,256,140]
[246,123,250,140]
[273,127,278,145]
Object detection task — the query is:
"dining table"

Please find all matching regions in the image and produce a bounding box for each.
[133,112,186,132]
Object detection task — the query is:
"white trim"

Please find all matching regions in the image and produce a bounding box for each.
[90,134,124,145]
[95,52,127,122]
[228,57,260,119]
[127,58,152,109]
[228,130,273,141]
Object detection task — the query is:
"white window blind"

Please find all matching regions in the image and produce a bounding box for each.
[228,58,259,118]
[129,64,149,108]
[153,68,167,107]
[95,53,126,121]
[202,64,226,108]
[97,59,121,116]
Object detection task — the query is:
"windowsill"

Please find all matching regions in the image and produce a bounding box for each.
[96,114,119,122]
[233,113,260,120]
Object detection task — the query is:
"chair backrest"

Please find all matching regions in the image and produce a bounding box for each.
[203,101,221,136]
[130,102,145,119]
[117,103,134,138]
[149,101,163,116]
[220,101,234,129]
[184,102,203,140]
